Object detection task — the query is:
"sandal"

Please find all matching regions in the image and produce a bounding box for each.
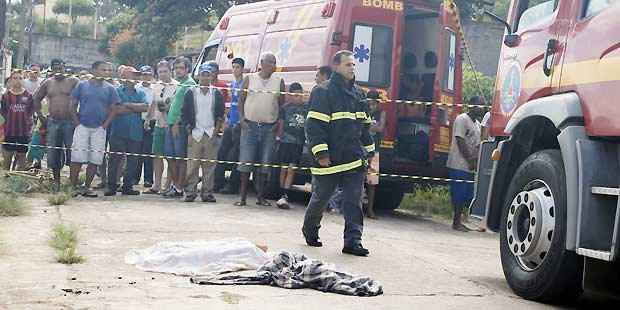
[256,200,272,207]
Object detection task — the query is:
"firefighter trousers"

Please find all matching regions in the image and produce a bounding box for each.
[303,168,365,247]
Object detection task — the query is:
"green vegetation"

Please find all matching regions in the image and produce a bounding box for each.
[48,192,71,206]
[0,194,28,217]
[50,224,85,264]
[400,185,453,220]
[462,64,496,105]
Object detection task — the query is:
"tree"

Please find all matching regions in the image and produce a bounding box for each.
[462,64,495,105]
[53,0,96,26]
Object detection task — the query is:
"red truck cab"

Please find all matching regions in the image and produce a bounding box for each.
[477,0,620,302]
[196,0,464,209]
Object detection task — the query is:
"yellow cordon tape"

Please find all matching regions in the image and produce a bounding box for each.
[0,142,475,183]
[8,69,491,109]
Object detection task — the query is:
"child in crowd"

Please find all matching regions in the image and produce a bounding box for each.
[276,83,307,209]
[1,71,38,171]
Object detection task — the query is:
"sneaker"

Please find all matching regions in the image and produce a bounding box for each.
[163,187,181,198]
[144,182,153,188]
[184,194,197,202]
[82,188,99,198]
[104,188,117,197]
[122,189,140,196]
[143,188,160,195]
[201,194,216,203]
[276,196,290,210]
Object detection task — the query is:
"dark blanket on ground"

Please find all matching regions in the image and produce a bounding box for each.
[190,251,383,297]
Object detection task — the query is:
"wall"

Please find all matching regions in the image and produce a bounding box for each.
[29,33,106,69]
[461,20,504,77]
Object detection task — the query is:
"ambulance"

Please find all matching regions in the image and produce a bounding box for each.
[475,0,620,301]
[196,0,465,209]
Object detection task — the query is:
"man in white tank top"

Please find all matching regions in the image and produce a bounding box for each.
[235,53,285,207]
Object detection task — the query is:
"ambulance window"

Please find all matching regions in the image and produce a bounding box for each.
[193,44,219,76]
[352,24,393,87]
[442,30,457,92]
[584,0,618,17]
[515,0,559,32]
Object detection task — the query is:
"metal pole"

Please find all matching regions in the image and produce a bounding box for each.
[68,0,72,37]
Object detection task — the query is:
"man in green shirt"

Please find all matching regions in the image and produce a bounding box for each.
[162,57,197,198]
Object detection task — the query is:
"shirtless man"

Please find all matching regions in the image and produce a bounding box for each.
[33,59,80,191]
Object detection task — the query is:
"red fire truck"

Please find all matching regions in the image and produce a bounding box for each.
[475,0,620,302]
[195,0,464,209]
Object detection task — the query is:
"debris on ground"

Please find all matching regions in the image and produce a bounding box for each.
[191,251,383,297]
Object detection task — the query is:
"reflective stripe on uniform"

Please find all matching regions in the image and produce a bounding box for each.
[307,111,331,123]
[330,112,356,121]
[312,143,329,155]
[365,144,375,153]
[356,112,367,119]
[310,159,363,175]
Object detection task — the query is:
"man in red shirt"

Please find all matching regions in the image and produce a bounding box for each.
[1,71,40,170]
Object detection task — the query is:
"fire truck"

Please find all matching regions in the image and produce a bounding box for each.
[195,0,464,209]
[474,0,620,301]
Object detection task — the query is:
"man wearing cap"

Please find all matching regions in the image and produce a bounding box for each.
[135,65,155,188]
[33,59,80,191]
[181,62,225,202]
[103,66,149,196]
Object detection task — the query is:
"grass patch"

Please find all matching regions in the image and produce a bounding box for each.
[50,224,85,264]
[400,185,453,220]
[48,192,71,206]
[0,194,28,217]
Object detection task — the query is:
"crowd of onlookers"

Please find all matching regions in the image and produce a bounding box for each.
[0,54,386,217]
[1,53,490,231]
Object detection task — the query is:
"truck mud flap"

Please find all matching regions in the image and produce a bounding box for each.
[470,141,498,218]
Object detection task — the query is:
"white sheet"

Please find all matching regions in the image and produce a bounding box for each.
[125,239,271,276]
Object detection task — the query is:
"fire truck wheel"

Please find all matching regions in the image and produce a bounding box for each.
[500,149,583,302]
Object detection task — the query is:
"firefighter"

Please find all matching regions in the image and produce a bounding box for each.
[302,50,375,257]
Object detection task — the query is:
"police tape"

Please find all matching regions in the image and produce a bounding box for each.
[8,68,491,109]
[0,141,475,184]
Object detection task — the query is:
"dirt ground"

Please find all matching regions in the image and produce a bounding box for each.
[0,192,581,309]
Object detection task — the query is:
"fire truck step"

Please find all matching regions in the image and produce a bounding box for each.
[591,187,620,196]
[576,248,613,261]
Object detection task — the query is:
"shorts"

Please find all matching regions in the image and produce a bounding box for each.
[449,168,475,206]
[164,126,188,158]
[3,136,30,153]
[46,119,75,169]
[152,127,166,156]
[278,142,303,166]
[71,124,106,165]
[237,121,276,174]
[366,152,380,185]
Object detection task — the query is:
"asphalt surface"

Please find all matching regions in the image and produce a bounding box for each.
[0,192,596,309]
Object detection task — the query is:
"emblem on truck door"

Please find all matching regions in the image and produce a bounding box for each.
[501,64,522,114]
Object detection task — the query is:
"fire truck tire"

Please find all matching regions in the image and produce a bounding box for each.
[374,184,404,210]
[500,149,583,302]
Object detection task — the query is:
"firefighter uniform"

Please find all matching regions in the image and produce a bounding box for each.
[302,72,375,248]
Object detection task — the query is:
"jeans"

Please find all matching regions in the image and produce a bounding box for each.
[107,136,141,191]
[46,119,75,169]
[135,127,154,185]
[237,121,276,174]
[303,169,366,247]
[215,124,240,190]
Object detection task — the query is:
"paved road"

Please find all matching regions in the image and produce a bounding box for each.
[0,193,571,309]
